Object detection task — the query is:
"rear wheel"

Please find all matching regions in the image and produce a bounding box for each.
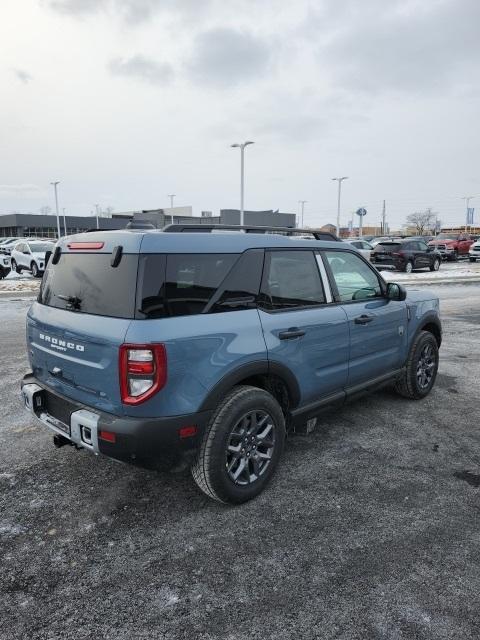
[404,260,413,274]
[31,262,39,277]
[11,259,21,274]
[192,385,285,504]
[451,250,459,262]
[430,258,440,272]
[470,257,476,262]
[394,331,439,400]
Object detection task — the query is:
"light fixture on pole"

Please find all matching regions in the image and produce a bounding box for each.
[231,141,255,226]
[168,194,175,225]
[50,181,61,239]
[298,200,308,228]
[332,176,349,237]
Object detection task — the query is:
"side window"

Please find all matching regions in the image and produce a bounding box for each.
[137,253,239,318]
[325,250,382,302]
[418,241,428,251]
[165,253,238,317]
[208,249,264,313]
[259,250,325,310]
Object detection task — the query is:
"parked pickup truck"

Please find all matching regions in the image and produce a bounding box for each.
[428,233,474,261]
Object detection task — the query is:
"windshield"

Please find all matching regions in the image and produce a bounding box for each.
[436,234,458,240]
[28,243,54,253]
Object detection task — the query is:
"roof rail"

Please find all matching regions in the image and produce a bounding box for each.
[162,224,340,242]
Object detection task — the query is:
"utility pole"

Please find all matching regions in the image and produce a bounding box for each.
[231,141,255,225]
[381,199,386,234]
[332,177,348,237]
[298,200,307,228]
[50,182,61,239]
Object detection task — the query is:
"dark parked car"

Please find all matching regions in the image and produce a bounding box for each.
[371,239,442,273]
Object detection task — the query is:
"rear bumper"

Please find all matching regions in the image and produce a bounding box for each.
[21,374,212,470]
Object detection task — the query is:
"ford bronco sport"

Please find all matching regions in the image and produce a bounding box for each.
[21,225,441,504]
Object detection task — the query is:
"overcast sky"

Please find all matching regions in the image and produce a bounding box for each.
[1,0,479,229]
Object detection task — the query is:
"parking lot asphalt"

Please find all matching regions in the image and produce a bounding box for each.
[1,285,480,640]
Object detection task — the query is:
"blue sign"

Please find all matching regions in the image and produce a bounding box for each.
[467,207,475,225]
[356,207,367,217]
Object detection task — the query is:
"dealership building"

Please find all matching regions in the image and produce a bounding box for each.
[0,208,297,239]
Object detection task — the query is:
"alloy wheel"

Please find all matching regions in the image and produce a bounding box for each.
[225,410,276,486]
[416,343,436,389]
[405,261,413,273]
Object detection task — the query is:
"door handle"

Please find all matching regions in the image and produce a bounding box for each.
[354,314,374,325]
[278,327,306,340]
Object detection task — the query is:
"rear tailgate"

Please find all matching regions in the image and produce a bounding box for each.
[372,242,401,265]
[27,303,131,414]
[27,232,143,414]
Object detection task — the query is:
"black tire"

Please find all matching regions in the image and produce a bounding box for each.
[11,259,21,274]
[394,331,439,400]
[192,385,285,504]
[470,257,476,262]
[31,262,40,277]
[429,258,440,272]
[403,260,414,274]
[452,250,459,262]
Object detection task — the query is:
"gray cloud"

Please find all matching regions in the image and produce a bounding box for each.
[49,0,209,23]
[14,69,33,84]
[108,55,174,85]
[319,0,480,94]
[49,0,107,16]
[189,28,272,88]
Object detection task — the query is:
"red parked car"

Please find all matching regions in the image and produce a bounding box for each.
[428,233,474,261]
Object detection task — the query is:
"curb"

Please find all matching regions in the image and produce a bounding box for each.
[394,277,480,286]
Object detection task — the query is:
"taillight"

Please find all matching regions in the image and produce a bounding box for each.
[392,251,404,257]
[119,344,167,405]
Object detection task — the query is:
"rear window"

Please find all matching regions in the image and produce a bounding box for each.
[373,242,401,252]
[39,253,139,318]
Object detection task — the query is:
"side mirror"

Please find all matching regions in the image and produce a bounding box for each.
[387,282,407,301]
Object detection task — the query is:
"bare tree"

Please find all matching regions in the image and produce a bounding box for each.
[39,205,52,215]
[406,210,436,235]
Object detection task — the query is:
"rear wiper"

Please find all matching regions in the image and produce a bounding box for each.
[57,293,82,310]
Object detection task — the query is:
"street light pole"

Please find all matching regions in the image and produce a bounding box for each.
[231,141,254,226]
[62,207,67,236]
[298,200,307,228]
[332,176,348,237]
[168,194,175,225]
[50,181,61,239]
[462,196,474,232]
[95,204,100,229]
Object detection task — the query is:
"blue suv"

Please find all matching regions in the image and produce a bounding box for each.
[21,226,441,504]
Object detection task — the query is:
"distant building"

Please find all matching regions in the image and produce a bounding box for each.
[0,213,128,239]
[0,207,296,239]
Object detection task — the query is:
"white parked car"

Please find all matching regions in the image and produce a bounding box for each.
[469,241,480,262]
[0,237,22,254]
[344,239,374,260]
[10,240,55,278]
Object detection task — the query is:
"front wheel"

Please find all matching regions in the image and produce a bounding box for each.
[11,259,21,274]
[470,257,476,262]
[192,385,285,504]
[31,262,39,277]
[451,250,459,262]
[394,331,439,400]
[404,260,413,274]
[430,258,441,272]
